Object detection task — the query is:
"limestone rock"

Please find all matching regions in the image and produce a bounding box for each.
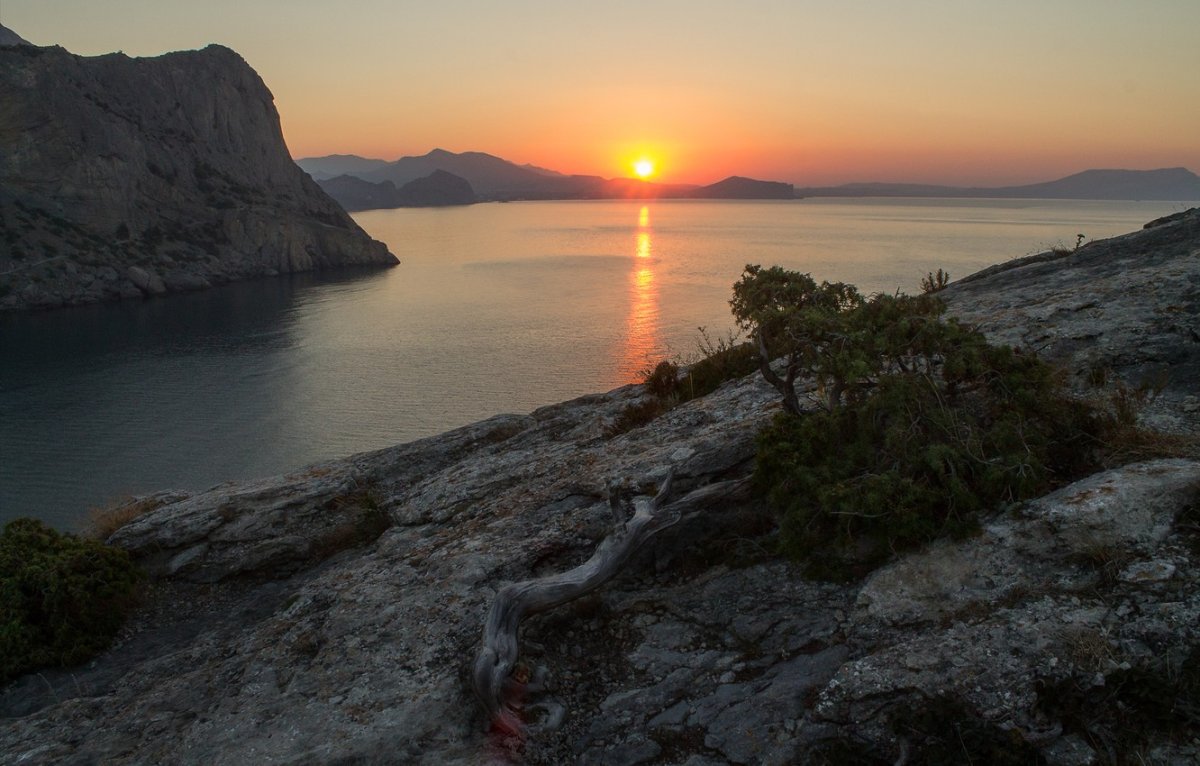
[0,41,397,312]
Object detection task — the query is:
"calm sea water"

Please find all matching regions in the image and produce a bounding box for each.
[1,198,1190,529]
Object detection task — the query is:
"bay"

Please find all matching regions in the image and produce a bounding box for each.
[0,198,1190,529]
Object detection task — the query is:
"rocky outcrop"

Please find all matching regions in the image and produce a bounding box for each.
[945,206,1200,431]
[0,39,397,311]
[1,210,1198,764]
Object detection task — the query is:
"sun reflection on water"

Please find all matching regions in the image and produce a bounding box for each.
[619,206,660,381]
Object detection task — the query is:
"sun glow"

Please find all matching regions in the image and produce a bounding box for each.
[633,159,655,179]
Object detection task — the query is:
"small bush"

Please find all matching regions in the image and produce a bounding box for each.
[1,518,141,682]
[921,268,950,293]
[605,398,669,437]
[644,360,681,400]
[616,330,759,438]
[741,266,1109,579]
[677,329,759,401]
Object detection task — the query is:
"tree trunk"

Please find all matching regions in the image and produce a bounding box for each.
[471,472,751,733]
[756,331,801,415]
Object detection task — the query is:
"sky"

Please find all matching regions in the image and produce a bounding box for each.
[5,0,1199,186]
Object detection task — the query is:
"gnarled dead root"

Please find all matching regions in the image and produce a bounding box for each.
[471,470,750,733]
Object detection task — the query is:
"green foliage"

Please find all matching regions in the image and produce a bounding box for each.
[605,398,670,438]
[743,265,1106,579]
[921,267,950,293]
[1,518,141,682]
[731,265,863,413]
[644,360,681,400]
[609,330,760,438]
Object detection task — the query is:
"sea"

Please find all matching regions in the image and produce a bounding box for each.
[0,197,1192,530]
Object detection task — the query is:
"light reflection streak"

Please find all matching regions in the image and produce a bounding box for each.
[619,206,659,381]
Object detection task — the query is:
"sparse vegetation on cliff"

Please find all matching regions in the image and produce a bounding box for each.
[607,330,759,437]
[734,264,1132,579]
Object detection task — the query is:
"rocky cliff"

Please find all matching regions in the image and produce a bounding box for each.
[0,40,396,311]
[1,210,1198,764]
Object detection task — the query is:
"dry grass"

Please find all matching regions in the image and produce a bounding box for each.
[1100,425,1199,467]
[84,495,168,540]
[1058,625,1119,672]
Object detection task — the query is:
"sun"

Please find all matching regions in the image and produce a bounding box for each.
[633,159,655,179]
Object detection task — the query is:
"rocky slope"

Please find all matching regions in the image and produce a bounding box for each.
[0,39,396,311]
[1,210,1198,764]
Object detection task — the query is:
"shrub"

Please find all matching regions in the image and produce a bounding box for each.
[1,518,141,682]
[678,328,759,401]
[741,265,1109,579]
[731,265,863,414]
[921,268,950,293]
[614,330,760,438]
[644,360,681,400]
[605,398,670,438]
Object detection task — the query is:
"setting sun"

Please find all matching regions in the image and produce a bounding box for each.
[633,159,655,179]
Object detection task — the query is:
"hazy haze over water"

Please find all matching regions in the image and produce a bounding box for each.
[0,198,1189,529]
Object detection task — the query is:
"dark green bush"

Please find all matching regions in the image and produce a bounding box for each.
[613,331,761,438]
[644,360,681,400]
[678,337,759,401]
[605,398,670,437]
[921,268,951,293]
[742,265,1107,579]
[1,518,141,682]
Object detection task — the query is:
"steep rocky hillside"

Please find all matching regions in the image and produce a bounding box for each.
[0,40,396,311]
[1,211,1198,764]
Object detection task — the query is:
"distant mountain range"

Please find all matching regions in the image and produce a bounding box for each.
[297,151,1200,211]
[297,149,795,210]
[319,170,477,211]
[794,168,1200,201]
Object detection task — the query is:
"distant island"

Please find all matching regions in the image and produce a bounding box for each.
[299,151,1200,210]
[297,149,795,210]
[795,167,1200,201]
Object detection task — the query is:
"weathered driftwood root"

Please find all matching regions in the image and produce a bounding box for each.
[471,470,750,733]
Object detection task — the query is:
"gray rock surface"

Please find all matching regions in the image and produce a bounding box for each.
[2,210,1199,764]
[0,41,397,311]
[944,207,1200,432]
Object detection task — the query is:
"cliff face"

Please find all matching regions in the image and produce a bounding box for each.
[0,42,396,311]
[1,211,1198,764]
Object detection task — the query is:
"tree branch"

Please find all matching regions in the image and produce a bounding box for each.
[471,472,751,733]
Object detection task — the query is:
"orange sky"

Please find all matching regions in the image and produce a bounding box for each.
[8,1,1200,186]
